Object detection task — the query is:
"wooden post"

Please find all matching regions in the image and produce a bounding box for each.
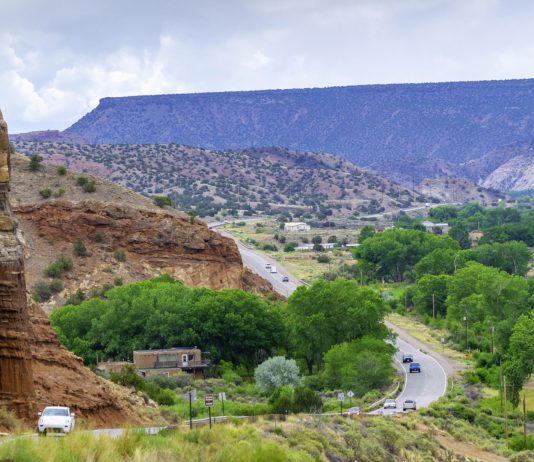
[504,375,508,447]
[523,393,527,450]
[499,360,503,415]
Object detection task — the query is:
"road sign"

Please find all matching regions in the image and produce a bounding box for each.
[218,392,226,401]
[205,393,214,407]
[337,392,345,401]
[347,391,354,398]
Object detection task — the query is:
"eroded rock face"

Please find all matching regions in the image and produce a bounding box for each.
[16,200,245,291]
[0,110,35,418]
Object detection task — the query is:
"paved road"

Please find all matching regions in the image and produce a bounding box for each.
[377,336,448,416]
[217,227,448,414]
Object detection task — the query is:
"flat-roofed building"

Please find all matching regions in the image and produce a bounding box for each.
[133,347,209,379]
[284,222,311,232]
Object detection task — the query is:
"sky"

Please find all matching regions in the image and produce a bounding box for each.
[1,0,534,133]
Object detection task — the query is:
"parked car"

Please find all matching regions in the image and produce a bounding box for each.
[409,362,421,373]
[346,406,360,416]
[402,354,413,363]
[383,399,397,409]
[403,399,417,411]
[282,275,289,282]
[37,406,75,435]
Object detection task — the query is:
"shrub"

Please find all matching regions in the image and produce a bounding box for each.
[292,386,323,413]
[284,243,296,252]
[153,195,172,207]
[57,165,67,175]
[262,244,278,252]
[110,364,145,389]
[255,356,300,393]
[83,180,96,193]
[73,239,87,257]
[317,254,331,263]
[48,278,64,294]
[94,233,104,243]
[114,249,127,262]
[270,386,294,414]
[65,289,85,306]
[76,176,88,186]
[29,154,42,171]
[39,188,52,199]
[32,281,52,302]
[114,277,123,286]
[53,188,66,198]
[44,255,73,278]
[236,221,247,227]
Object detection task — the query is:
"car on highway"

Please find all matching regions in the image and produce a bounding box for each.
[282,275,289,282]
[346,406,360,416]
[37,406,75,435]
[402,354,413,363]
[409,362,421,373]
[265,263,271,269]
[383,399,397,409]
[403,399,417,411]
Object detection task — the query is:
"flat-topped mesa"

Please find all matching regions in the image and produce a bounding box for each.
[0,110,35,418]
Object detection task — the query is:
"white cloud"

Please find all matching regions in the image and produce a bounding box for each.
[1,0,534,132]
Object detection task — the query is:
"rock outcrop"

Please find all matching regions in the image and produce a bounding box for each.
[15,200,245,296]
[0,110,36,419]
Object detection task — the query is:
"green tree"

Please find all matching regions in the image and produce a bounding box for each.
[414,248,466,279]
[504,312,534,407]
[286,279,388,373]
[448,223,470,249]
[57,165,67,175]
[322,337,396,396]
[358,225,375,243]
[39,188,52,199]
[428,205,458,221]
[412,274,450,318]
[29,154,42,171]
[472,241,531,276]
[311,236,322,245]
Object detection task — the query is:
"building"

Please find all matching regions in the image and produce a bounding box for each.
[133,347,209,379]
[284,222,311,232]
[421,221,449,235]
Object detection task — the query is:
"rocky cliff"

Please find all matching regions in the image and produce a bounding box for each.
[0,111,161,427]
[0,110,35,419]
[15,200,245,306]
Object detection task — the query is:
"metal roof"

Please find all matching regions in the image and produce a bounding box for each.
[134,347,198,354]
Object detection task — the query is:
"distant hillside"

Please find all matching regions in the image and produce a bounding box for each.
[54,79,534,188]
[12,142,427,218]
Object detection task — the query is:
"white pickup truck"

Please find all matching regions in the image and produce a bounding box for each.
[270,266,277,273]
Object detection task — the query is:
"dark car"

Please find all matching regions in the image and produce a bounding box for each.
[282,276,289,282]
[409,362,421,373]
[402,354,413,363]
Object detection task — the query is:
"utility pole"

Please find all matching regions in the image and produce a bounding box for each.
[491,326,495,355]
[432,293,435,319]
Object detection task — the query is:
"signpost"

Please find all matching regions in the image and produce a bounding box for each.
[218,392,226,416]
[184,390,197,430]
[338,392,345,415]
[347,390,354,407]
[205,393,214,429]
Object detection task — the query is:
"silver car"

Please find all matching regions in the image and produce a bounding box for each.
[403,399,417,411]
[383,399,397,409]
[37,406,75,435]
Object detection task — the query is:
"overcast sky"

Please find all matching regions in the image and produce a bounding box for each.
[1,0,534,133]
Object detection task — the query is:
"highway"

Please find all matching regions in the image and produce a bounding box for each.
[214,225,449,414]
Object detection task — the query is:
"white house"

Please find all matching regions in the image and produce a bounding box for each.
[422,221,449,235]
[284,222,311,232]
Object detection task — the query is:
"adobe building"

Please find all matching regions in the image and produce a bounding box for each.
[133,347,209,379]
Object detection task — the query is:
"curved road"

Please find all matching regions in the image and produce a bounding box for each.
[216,226,449,413]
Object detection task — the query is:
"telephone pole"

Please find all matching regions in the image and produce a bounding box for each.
[432,293,435,319]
